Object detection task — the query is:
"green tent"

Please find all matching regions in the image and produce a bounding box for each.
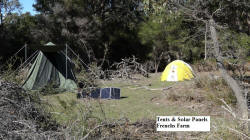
[22,43,77,91]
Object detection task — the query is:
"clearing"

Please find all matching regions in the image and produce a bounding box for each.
[42,72,249,139]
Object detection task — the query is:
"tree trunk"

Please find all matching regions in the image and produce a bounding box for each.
[204,22,208,60]
[247,12,250,35]
[209,19,221,61]
[209,19,248,128]
[0,4,2,26]
[154,62,158,73]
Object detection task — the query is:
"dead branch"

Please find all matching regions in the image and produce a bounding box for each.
[227,127,250,140]
[81,124,105,140]
[128,85,173,91]
[108,56,148,79]
[0,80,62,139]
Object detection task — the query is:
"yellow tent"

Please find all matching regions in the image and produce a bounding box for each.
[161,60,194,81]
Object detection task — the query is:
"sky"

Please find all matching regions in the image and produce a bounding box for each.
[19,0,37,15]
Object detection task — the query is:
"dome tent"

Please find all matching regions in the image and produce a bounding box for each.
[22,42,77,91]
[161,60,194,81]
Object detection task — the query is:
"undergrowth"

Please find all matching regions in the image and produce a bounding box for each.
[0,56,25,84]
[194,76,237,106]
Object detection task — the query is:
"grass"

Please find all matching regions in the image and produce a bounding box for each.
[41,72,249,139]
[42,73,196,124]
[42,73,231,122]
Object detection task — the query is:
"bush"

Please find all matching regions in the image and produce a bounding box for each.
[0,80,62,139]
[194,76,237,106]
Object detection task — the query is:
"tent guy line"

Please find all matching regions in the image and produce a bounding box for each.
[66,45,109,87]
[10,50,39,76]
[11,42,109,91]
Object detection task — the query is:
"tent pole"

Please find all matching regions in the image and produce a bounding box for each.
[25,43,27,61]
[66,44,68,80]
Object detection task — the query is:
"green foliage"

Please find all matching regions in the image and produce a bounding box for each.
[138,12,203,63]
[219,30,250,59]
[236,33,250,51]
[75,62,100,95]
[4,13,37,43]
[1,0,249,74]
[32,0,146,66]
[178,0,250,34]
[138,15,163,45]
[0,12,37,63]
[142,0,169,15]
[56,96,68,110]
[39,83,63,95]
[0,0,22,22]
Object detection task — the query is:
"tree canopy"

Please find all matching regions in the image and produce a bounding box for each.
[0,0,249,71]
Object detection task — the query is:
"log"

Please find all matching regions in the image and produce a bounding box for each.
[218,65,248,119]
[209,19,248,128]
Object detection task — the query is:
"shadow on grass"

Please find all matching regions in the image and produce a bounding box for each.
[120,96,128,99]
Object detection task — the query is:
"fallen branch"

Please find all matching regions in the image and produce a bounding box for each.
[81,124,105,140]
[0,80,62,139]
[220,101,250,122]
[50,112,62,115]
[128,85,173,91]
[12,121,33,129]
[227,127,250,139]
[218,98,236,118]
[143,86,173,91]
[221,105,236,118]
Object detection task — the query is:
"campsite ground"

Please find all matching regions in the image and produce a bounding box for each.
[42,71,249,139]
